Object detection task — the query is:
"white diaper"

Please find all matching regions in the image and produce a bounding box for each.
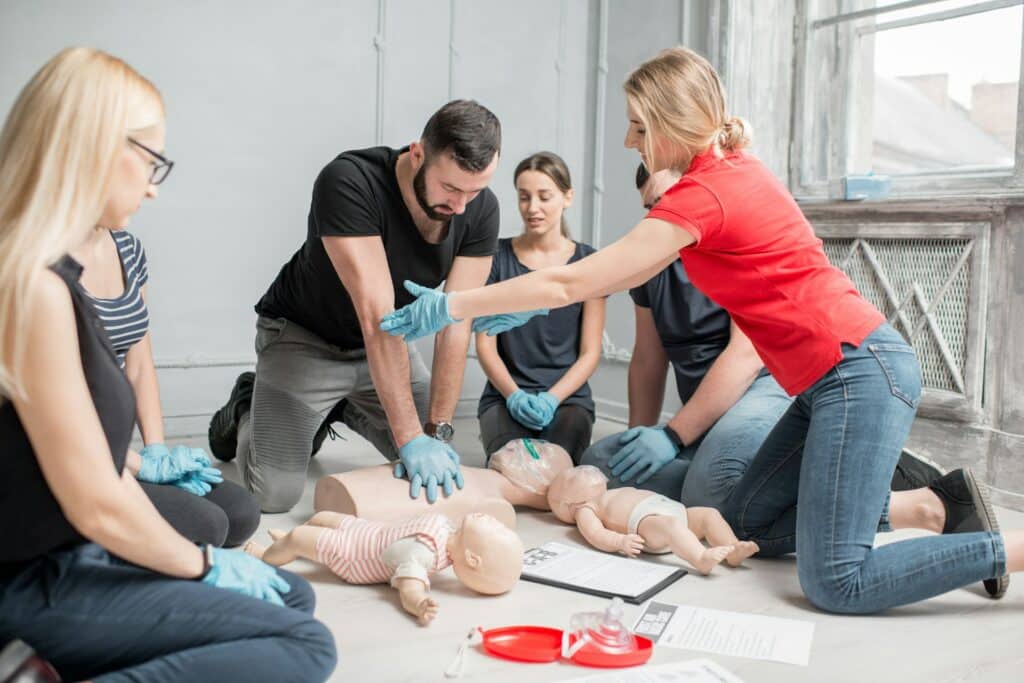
[627,495,689,554]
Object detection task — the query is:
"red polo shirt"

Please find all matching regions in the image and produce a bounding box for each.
[646,149,884,395]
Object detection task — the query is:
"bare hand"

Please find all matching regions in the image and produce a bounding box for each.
[416,596,440,626]
[619,533,645,557]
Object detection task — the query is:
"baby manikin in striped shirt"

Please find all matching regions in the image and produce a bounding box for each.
[245,504,524,626]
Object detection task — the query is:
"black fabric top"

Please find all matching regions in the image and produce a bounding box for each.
[0,256,135,564]
[629,260,731,404]
[255,146,501,350]
[478,238,597,417]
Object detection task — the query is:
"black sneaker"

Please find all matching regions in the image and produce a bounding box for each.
[0,639,61,682]
[207,372,255,462]
[311,398,348,457]
[890,447,946,491]
[928,467,1008,599]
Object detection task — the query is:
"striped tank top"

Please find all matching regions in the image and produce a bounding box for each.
[86,230,150,368]
[314,513,453,584]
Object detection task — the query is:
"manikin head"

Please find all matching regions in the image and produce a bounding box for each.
[488,438,574,497]
[546,466,609,524]
[447,504,524,595]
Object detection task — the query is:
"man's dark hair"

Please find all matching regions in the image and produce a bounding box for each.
[635,162,650,190]
[421,99,501,172]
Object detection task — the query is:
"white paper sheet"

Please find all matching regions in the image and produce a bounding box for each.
[557,658,744,683]
[631,601,814,666]
[521,542,684,601]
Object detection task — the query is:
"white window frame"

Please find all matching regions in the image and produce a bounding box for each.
[791,0,1024,200]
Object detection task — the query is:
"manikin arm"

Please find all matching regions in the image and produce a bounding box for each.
[393,577,439,626]
[575,507,644,557]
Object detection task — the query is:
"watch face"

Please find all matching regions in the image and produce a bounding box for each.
[435,422,455,441]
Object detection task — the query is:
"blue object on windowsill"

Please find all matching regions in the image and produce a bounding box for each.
[843,173,891,200]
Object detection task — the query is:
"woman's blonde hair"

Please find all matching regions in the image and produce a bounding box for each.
[0,47,163,400]
[624,46,750,171]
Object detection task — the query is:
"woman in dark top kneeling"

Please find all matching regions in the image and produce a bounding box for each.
[0,48,335,682]
[476,152,605,463]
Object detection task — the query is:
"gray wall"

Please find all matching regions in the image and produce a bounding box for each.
[0,1,584,434]
[0,1,782,434]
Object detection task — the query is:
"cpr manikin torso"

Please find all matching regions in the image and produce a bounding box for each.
[314,438,573,521]
[547,466,759,574]
[246,501,524,626]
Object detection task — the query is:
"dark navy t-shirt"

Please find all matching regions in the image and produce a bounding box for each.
[629,260,731,404]
[256,146,500,350]
[478,238,597,417]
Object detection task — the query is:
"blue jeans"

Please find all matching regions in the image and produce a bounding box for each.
[724,323,1007,613]
[580,373,792,509]
[0,543,337,682]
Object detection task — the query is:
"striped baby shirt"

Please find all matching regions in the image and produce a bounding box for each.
[315,513,453,586]
[86,230,150,368]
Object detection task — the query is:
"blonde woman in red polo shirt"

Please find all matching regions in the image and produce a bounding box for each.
[382,47,1023,614]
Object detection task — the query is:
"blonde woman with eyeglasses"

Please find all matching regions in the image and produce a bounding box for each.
[383,46,1022,614]
[0,48,335,681]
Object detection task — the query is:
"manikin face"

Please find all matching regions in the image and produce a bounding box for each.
[488,438,574,497]
[98,120,166,230]
[515,170,573,237]
[623,103,679,174]
[410,142,498,221]
[449,511,524,595]
[640,168,683,210]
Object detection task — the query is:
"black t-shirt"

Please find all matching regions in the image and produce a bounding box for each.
[478,238,597,417]
[629,260,732,404]
[0,256,135,565]
[256,146,501,350]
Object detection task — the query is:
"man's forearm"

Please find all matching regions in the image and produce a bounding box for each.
[363,328,424,447]
[429,321,472,422]
[628,359,668,428]
[666,346,761,446]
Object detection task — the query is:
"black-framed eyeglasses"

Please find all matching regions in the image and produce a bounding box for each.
[128,137,175,185]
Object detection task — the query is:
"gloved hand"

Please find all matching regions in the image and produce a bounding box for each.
[201,547,291,606]
[173,467,224,496]
[379,281,459,342]
[506,389,544,430]
[608,426,681,484]
[472,309,549,336]
[138,443,208,484]
[394,435,464,503]
[525,391,559,429]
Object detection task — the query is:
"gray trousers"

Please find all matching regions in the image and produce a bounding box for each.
[237,316,430,512]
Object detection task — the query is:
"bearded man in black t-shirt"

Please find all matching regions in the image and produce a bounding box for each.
[209,100,501,513]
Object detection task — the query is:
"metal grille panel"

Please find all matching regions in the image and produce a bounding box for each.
[822,238,973,395]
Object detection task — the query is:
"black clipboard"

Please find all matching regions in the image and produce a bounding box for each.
[520,543,688,605]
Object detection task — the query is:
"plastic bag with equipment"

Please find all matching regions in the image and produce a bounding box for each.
[562,597,651,667]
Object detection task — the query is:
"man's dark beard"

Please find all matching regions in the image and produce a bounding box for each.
[413,164,453,224]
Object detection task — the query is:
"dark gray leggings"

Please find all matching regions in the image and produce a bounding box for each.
[479,402,594,465]
[140,480,260,548]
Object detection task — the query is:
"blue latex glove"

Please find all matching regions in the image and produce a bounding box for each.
[170,444,213,467]
[525,391,559,429]
[173,467,224,496]
[506,389,545,430]
[201,548,291,606]
[608,426,681,484]
[393,435,464,503]
[472,309,549,336]
[138,443,207,484]
[379,281,459,342]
